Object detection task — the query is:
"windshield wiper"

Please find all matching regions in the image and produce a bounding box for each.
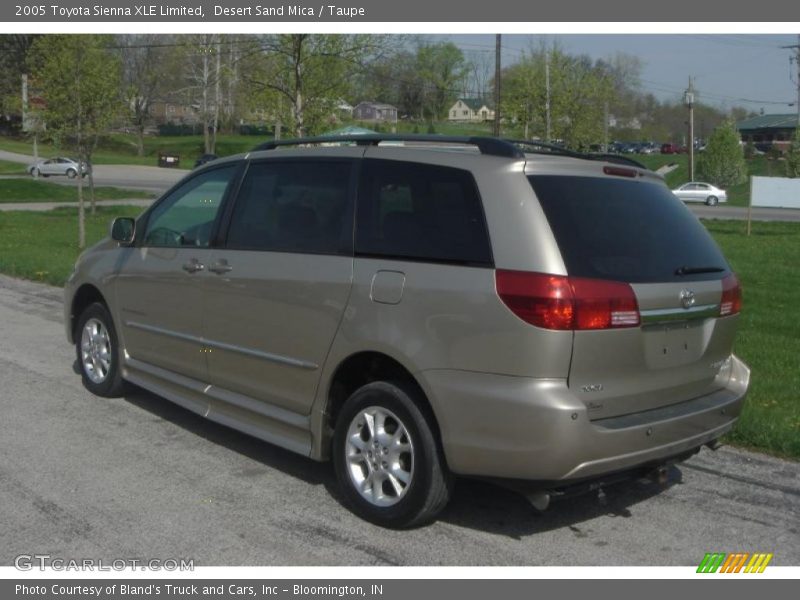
[674,265,725,276]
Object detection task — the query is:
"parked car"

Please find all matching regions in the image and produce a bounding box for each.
[65,134,749,528]
[27,157,89,178]
[672,182,727,206]
[660,143,681,154]
[193,153,218,169]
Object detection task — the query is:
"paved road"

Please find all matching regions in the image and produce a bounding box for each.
[0,274,798,566]
[691,204,800,222]
[0,149,186,194]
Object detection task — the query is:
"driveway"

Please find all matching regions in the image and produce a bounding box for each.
[0,274,798,566]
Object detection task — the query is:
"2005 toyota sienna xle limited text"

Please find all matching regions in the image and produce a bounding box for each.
[65,135,750,528]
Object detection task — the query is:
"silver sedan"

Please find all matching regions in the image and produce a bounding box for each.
[27,157,89,179]
[672,182,727,206]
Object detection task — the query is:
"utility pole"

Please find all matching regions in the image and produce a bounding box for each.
[493,34,501,137]
[603,100,609,153]
[545,47,551,143]
[685,77,695,182]
[781,35,800,127]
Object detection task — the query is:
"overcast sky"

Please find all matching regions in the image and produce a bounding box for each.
[436,34,799,114]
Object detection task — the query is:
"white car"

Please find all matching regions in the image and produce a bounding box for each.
[672,182,727,206]
[27,157,89,179]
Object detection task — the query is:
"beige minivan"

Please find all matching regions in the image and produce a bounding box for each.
[65,135,749,527]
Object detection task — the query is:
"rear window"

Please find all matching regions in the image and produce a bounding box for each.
[528,175,729,283]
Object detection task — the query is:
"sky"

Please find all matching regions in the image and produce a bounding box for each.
[437,34,800,114]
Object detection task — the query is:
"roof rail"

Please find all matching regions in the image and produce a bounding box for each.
[252,134,648,169]
[252,134,525,159]
[502,138,647,169]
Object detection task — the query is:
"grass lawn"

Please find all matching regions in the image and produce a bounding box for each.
[0,207,796,459]
[706,219,800,459]
[0,159,26,174]
[0,178,153,203]
[0,206,144,285]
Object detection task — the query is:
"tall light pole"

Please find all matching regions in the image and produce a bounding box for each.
[781,35,800,127]
[685,77,695,182]
[493,34,501,137]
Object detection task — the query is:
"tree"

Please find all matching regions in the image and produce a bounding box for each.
[247,34,386,137]
[0,35,40,118]
[697,120,748,189]
[29,35,121,248]
[119,34,178,156]
[500,45,613,148]
[415,42,468,121]
[786,127,800,178]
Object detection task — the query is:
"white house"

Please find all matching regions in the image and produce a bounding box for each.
[448,98,495,122]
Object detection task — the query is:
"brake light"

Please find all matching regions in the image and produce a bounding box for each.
[495,270,640,330]
[603,165,638,178]
[719,273,742,316]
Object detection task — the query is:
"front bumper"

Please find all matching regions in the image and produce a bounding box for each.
[422,354,749,481]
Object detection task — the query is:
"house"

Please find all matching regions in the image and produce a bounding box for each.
[353,102,398,123]
[737,113,798,151]
[148,101,199,125]
[448,98,495,122]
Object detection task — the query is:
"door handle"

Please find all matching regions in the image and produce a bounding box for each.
[208,261,233,275]
[182,259,205,273]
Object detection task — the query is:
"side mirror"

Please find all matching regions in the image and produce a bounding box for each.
[111,217,135,244]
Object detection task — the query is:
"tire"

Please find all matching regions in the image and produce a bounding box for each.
[75,302,126,397]
[66,168,77,179]
[706,196,718,206]
[333,381,452,528]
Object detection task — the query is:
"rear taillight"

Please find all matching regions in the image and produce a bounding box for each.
[719,273,742,316]
[495,270,640,330]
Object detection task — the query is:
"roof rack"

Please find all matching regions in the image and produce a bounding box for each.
[502,138,647,169]
[252,134,647,169]
[252,134,525,159]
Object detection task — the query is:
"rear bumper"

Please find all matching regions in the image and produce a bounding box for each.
[422,354,749,481]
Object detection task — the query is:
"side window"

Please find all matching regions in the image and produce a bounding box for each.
[355,159,492,266]
[143,165,237,248]
[225,160,353,255]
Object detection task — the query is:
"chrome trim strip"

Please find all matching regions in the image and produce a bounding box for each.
[640,303,719,324]
[124,320,318,370]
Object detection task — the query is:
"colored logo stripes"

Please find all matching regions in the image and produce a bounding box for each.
[697,552,773,573]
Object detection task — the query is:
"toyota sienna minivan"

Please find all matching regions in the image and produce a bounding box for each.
[65,135,749,527]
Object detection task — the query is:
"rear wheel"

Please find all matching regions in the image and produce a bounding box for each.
[75,302,125,397]
[333,381,452,528]
[705,195,719,206]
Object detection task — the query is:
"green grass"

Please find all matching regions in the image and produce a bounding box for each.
[0,206,144,285]
[0,178,153,203]
[0,159,26,174]
[705,219,800,459]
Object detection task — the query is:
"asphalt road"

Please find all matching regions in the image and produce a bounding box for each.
[3,149,800,222]
[0,149,186,194]
[0,273,798,566]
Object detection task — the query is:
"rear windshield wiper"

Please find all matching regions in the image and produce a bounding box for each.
[674,265,725,276]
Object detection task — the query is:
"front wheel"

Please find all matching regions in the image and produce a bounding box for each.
[66,168,77,179]
[75,302,125,397]
[333,381,452,528]
[705,195,719,206]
